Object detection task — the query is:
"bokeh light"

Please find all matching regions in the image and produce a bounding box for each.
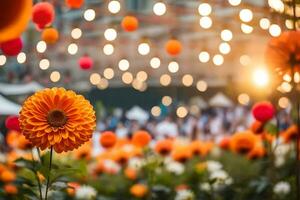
[50,71,61,82]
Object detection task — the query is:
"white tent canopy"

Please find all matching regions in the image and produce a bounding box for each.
[126,106,149,124]
[0,95,21,115]
[0,81,43,95]
[189,96,208,109]
[209,92,233,107]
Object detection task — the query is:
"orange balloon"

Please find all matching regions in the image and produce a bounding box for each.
[42,28,59,44]
[165,39,182,56]
[121,16,139,32]
[65,0,84,9]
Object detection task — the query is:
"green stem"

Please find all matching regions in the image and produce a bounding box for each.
[45,147,53,200]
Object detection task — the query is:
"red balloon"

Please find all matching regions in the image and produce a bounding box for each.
[78,56,93,70]
[5,116,20,131]
[252,101,275,122]
[0,38,23,56]
[32,2,55,29]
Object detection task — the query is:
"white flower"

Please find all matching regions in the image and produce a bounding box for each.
[103,160,121,173]
[165,161,185,175]
[210,170,228,181]
[206,160,222,172]
[273,181,291,195]
[200,182,211,191]
[75,185,97,199]
[210,147,222,158]
[175,189,194,200]
[128,157,143,170]
[275,156,285,167]
[0,152,6,163]
[274,144,291,157]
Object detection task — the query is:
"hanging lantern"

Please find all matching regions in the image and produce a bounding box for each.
[65,0,84,9]
[0,0,32,43]
[32,2,55,29]
[42,28,59,44]
[0,37,23,56]
[252,101,275,123]
[121,16,139,32]
[165,39,182,56]
[5,116,20,131]
[78,55,93,70]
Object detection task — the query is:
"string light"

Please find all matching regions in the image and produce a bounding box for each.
[39,59,50,70]
[17,52,26,64]
[108,0,121,14]
[136,71,148,82]
[199,16,212,29]
[176,106,188,118]
[150,57,161,69]
[162,96,172,106]
[103,44,114,55]
[221,29,233,41]
[84,9,96,21]
[198,51,210,63]
[98,78,109,90]
[103,68,115,79]
[219,42,231,55]
[68,43,78,55]
[198,3,212,16]
[50,71,60,82]
[240,55,251,66]
[280,82,292,93]
[168,61,179,73]
[122,72,133,84]
[160,74,171,86]
[36,41,47,53]
[138,42,150,55]
[151,106,161,117]
[213,54,224,66]
[90,73,101,85]
[182,74,193,87]
[0,55,6,66]
[71,28,82,39]
[260,18,271,30]
[241,23,253,34]
[269,24,281,37]
[153,2,166,16]
[118,59,130,71]
[196,80,207,92]
[104,28,117,41]
[268,0,284,12]
[278,97,290,109]
[238,93,250,105]
[228,0,241,6]
[239,9,253,22]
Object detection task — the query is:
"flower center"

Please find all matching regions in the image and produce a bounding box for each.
[47,109,67,127]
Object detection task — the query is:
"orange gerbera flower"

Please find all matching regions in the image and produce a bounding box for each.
[4,184,18,195]
[100,131,117,148]
[124,167,137,180]
[251,120,264,134]
[130,184,148,198]
[155,139,173,156]
[190,140,213,157]
[19,88,96,153]
[171,145,192,163]
[73,142,92,160]
[281,125,298,143]
[230,131,258,154]
[6,130,32,150]
[247,143,266,160]
[132,130,152,147]
[0,170,16,182]
[219,137,231,150]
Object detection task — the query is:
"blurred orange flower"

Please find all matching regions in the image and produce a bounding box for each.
[130,184,148,198]
[6,130,32,150]
[132,130,152,147]
[100,131,117,148]
[251,120,264,134]
[282,125,298,143]
[230,131,258,154]
[4,184,18,195]
[155,139,173,156]
[247,143,266,160]
[19,87,96,153]
[67,182,80,196]
[124,167,137,180]
[0,170,16,182]
[219,137,231,150]
[73,142,92,160]
[172,145,192,163]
